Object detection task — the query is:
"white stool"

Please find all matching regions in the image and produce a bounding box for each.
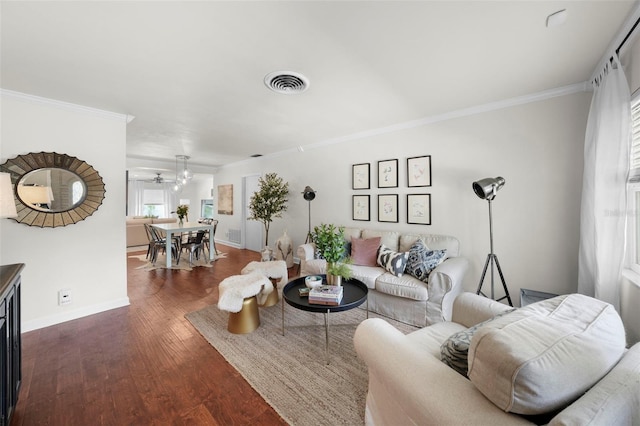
[218,272,274,334]
[241,260,288,307]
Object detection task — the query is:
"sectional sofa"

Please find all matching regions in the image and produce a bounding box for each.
[126,216,177,247]
[297,226,469,327]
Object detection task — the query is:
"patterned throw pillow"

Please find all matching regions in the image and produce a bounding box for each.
[440,309,516,377]
[376,244,409,277]
[405,240,447,282]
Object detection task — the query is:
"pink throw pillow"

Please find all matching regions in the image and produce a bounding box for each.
[351,237,381,266]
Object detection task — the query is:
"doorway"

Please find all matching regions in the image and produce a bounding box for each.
[242,174,263,252]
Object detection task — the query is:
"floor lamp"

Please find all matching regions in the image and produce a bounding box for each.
[473,176,513,306]
[302,186,316,244]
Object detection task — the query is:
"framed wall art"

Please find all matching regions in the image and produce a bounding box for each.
[352,163,370,190]
[352,195,370,221]
[407,193,431,225]
[217,184,233,215]
[407,155,432,187]
[378,194,398,223]
[378,159,398,188]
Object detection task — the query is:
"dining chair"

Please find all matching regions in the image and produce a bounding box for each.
[203,219,218,257]
[143,223,156,260]
[148,225,181,265]
[181,230,206,266]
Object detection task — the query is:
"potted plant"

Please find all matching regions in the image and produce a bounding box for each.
[248,172,289,260]
[175,204,189,225]
[311,223,352,285]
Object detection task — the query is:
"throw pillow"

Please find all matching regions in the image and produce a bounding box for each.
[350,237,381,266]
[344,241,352,258]
[440,309,516,377]
[376,244,409,277]
[405,240,447,281]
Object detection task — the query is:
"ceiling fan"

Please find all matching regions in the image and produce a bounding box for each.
[152,173,164,184]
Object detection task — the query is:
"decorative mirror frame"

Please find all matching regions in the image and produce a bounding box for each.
[0,152,106,227]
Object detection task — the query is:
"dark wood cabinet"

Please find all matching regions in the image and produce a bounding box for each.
[0,264,23,426]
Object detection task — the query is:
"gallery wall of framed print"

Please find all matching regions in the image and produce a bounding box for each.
[378,194,398,223]
[407,155,432,187]
[378,159,398,188]
[352,195,370,221]
[407,193,431,225]
[352,163,370,189]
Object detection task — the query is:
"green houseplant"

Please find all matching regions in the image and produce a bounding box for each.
[175,204,189,225]
[311,223,352,285]
[248,173,289,258]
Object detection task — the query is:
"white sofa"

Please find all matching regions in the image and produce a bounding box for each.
[297,227,469,327]
[354,292,640,425]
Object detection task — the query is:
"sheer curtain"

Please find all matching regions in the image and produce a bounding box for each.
[127,180,146,217]
[578,54,632,312]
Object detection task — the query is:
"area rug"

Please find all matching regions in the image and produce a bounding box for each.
[129,251,226,271]
[186,300,416,425]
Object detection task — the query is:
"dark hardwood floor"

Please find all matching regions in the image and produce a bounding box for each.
[11,244,289,426]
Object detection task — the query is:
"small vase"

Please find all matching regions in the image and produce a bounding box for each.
[179,217,184,226]
[326,274,342,286]
[261,246,273,262]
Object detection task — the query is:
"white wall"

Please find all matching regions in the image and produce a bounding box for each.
[0,92,129,331]
[213,91,591,307]
[176,175,214,219]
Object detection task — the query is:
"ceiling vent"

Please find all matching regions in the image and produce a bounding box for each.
[264,71,310,94]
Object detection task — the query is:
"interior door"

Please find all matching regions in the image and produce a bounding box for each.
[243,174,263,252]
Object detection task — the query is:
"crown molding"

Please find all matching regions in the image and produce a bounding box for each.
[305,81,589,151]
[1,88,134,123]
[219,81,589,170]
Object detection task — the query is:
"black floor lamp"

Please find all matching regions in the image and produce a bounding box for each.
[473,176,512,306]
[302,186,316,244]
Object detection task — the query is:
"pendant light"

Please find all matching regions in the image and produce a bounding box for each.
[177,155,193,186]
[171,156,183,194]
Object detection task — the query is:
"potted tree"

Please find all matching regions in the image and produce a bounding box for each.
[311,223,352,285]
[248,172,289,260]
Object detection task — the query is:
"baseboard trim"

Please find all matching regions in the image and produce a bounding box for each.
[22,297,131,332]
[215,239,241,249]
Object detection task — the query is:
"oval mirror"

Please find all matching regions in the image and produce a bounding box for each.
[17,168,87,212]
[0,152,105,227]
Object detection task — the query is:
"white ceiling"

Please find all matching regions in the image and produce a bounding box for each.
[1,1,637,179]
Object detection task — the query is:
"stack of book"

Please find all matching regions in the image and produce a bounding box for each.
[309,285,344,305]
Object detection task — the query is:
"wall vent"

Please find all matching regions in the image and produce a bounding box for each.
[228,229,241,244]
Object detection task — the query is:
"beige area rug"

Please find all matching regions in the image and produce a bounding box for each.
[129,251,227,271]
[186,300,416,425]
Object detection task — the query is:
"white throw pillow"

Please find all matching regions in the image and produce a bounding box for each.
[468,294,626,415]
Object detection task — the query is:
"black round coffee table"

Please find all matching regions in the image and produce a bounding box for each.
[282,275,368,364]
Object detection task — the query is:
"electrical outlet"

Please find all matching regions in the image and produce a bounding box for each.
[58,289,72,306]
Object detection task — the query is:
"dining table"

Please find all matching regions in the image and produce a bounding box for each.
[150,221,216,268]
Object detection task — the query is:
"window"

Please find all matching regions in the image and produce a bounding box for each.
[628,94,640,271]
[143,188,168,218]
[201,199,214,218]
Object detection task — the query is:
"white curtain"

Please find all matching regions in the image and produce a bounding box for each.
[163,186,179,218]
[127,180,146,217]
[578,54,632,312]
